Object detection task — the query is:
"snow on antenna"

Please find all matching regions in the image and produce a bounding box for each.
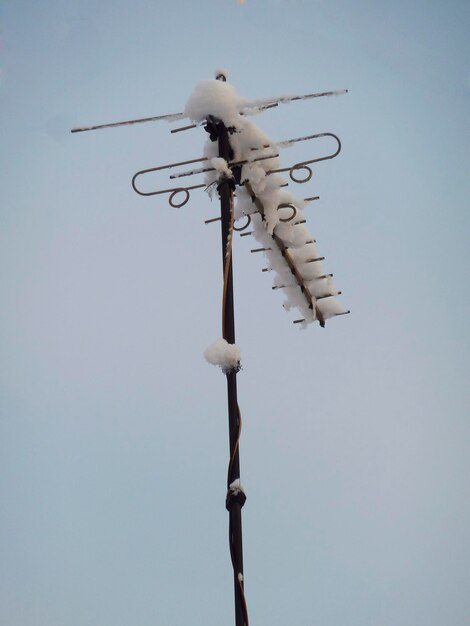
[71,71,349,626]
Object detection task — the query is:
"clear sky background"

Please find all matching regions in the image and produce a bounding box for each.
[1,1,469,625]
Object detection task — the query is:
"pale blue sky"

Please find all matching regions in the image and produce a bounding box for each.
[1,2,469,626]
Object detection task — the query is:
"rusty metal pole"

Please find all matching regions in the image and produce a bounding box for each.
[216,120,247,626]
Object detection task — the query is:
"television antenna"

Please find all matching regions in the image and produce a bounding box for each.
[72,69,349,626]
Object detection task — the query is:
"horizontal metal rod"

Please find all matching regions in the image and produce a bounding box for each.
[245,88,348,111]
[170,90,347,136]
[71,111,184,133]
[205,216,222,224]
[272,273,334,286]
[284,239,316,251]
[316,292,341,300]
[293,309,350,325]
[171,123,197,134]
[71,88,347,134]
[170,151,279,180]
[278,132,334,148]
[251,102,279,112]
[305,256,325,263]
[276,88,348,104]
[251,247,272,253]
[169,104,280,134]
[248,130,336,155]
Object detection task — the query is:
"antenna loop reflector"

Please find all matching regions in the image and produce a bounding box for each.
[132,157,208,206]
[233,214,252,232]
[268,132,341,182]
[278,203,298,222]
[289,165,312,183]
[169,189,191,208]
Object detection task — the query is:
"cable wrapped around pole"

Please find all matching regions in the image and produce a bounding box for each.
[215,120,249,626]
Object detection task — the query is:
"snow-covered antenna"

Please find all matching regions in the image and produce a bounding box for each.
[71,70,349,626]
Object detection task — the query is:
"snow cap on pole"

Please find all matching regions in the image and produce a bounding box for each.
[215,68,228,82]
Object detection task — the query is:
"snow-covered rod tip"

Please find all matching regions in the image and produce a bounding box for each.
[215,68,228,82]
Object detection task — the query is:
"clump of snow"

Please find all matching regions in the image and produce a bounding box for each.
[185,79,246,127]
[317,297,349,319]
[308,276,338,298]
[202,140,220,192]
[282,286,313,319]
[204,157,233,193]
[229,478,245,495]
[204,338,241,373]
[233,186,257,221]
[211,157,232,179]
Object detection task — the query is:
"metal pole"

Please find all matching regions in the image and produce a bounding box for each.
[216,121,246,626]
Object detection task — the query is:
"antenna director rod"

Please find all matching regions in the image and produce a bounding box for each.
[70,111,184,133]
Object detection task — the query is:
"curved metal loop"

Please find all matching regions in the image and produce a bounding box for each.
[268,132,342,181]
[277,203,298,222]
[169,188,190,208]
[289,165,312,183]
[132,157,208,206]
[233,214,252,232]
